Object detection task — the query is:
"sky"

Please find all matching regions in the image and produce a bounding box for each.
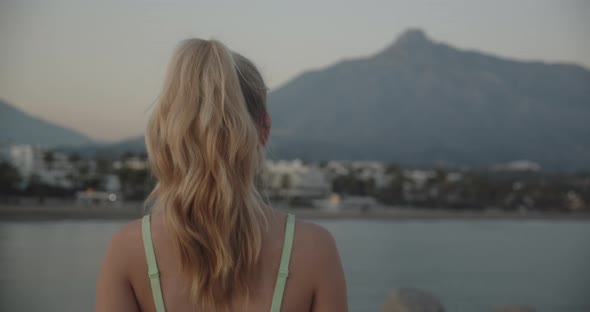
[0,0,589,142]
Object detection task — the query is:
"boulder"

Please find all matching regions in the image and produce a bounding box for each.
[381,288,445,312]
[494,305,536,312]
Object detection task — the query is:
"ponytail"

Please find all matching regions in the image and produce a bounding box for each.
[145,39,269,310]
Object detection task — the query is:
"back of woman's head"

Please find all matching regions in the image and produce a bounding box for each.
[145,38,270,310]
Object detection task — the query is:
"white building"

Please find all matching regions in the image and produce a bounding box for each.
[403,170,436,189]
[492,160,541,172]
[324,161,350,178]
[7,145,45,179]
[350,161,391,188]
[113,156,148,170]
[3,144,77,188]
[323,160,392,188]
[264,159,330,198]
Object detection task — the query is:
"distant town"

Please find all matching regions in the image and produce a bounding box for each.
[0,143,589,216]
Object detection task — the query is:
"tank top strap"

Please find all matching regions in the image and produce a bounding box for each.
[270,213,296,312]
[141,214,167,312]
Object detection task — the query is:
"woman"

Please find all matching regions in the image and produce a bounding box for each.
[96,39,348,312]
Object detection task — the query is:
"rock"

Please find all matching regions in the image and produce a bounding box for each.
[381,288,445,312]
[494,305,536,312]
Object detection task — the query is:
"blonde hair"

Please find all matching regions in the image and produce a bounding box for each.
[145,39,270,310]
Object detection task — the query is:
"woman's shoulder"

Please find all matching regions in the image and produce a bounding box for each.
[97,217,158,311]
[100,217,148,274]
[293,217,337,249]
[287,214,341,271]
[109,218,143,249]
[105,212,341,270]
[271,210,337,253]
[288,213,347,309]
[109,214,167,246]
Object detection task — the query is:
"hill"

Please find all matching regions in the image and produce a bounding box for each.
[0,99,94,147]
[26,29,590,170]
[267,29,590,170]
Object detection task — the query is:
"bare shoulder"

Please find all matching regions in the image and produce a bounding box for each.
[294,219,337,248]
[101,218,144,273]
[292,218,341,265]
[291,218,348,310]
[96,218,144,312]
[110,218,143,250]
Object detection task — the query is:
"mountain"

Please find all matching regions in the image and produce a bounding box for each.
[70,136,146,159]
[0,99,94,147]
[48,29,590,170]
[267,29,590,170]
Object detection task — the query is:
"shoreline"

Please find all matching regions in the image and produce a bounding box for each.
[1,202,589,222]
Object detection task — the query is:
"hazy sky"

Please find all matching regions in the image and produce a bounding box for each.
[1,0,589,142]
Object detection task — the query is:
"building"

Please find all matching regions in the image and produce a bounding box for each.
[492,160,541,172]
[6,144,45,179]
[350,161,391,188]
[2,144,77,188]
[113,156,148,171]
[264,159,330,199]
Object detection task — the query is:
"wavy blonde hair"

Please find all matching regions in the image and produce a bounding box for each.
[145,39,270,310]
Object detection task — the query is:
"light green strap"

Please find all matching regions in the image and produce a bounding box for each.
[141,215,167,312]
[270,213,296,312]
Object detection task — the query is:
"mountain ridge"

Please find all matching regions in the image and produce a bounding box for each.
[0,99,94,147]
[266,29,590,170]
[2,29,589,170]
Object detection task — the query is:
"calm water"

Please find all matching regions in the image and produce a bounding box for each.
[0,219,589,312]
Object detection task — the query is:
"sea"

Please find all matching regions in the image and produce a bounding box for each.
[0,219,589,311]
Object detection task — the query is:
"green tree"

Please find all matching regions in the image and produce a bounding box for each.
[43,151,55,170]
[280,173,293,190]
[0,162,21,193]
[122,151,136,161]
[68,152,81,163]
[28,173,47,204]
[385,164,402,175]
[96,158,111,174]
[332,171,377,197]
[377,174,405,205]
[79,163,90,177]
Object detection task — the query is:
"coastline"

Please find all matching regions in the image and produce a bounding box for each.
[1,201,589,222]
